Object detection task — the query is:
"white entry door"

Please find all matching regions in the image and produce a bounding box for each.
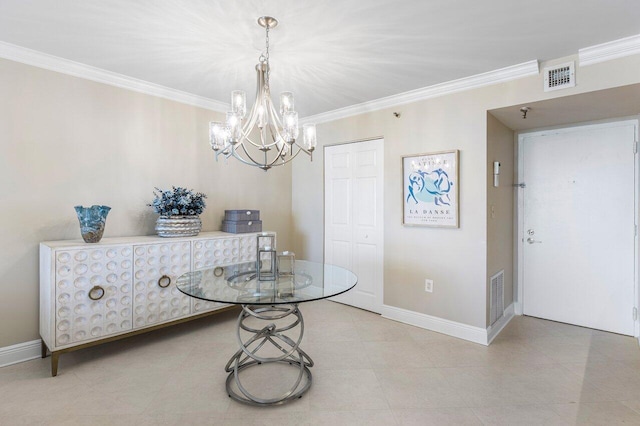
[324,139,384,313]
[520,120,638,335]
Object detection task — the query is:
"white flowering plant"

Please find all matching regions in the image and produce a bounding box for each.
[149,186,207,217]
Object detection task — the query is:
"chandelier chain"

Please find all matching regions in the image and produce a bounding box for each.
[265,25,270,89]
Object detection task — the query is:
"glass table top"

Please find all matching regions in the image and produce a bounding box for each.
[175,260,358,305]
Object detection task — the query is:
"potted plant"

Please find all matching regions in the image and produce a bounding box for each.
[149,186,207,237]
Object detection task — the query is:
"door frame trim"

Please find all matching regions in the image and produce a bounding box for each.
[515,118,639,336]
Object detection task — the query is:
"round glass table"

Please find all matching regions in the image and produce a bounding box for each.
[175,260,357,406]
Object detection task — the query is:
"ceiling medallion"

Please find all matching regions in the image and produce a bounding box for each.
[209,16,317,171]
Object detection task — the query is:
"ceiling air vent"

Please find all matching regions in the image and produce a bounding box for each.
[543,61,575,92]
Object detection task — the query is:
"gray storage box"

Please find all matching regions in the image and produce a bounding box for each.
[225,210,260,221]
[222,220,262,233]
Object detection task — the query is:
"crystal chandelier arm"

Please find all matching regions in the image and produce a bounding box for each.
[241,91,288,150]
[235,58,287,150]
[234,141,286,170]
[265,97,289,144]
[266,122,282,146]
[266,97,285,131]
[217,132,310,169]
[238,102,282,150]
[234,64,269,149]
[216,139,276,171]
[292,142,313,156]
[280,144,308,162]
[232,143,270,167]
[238,89,262,144]
[264,99,315,158]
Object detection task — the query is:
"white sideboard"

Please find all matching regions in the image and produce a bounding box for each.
[40,231,272,376]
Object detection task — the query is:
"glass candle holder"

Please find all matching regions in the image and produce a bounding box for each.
[277,251,295,276]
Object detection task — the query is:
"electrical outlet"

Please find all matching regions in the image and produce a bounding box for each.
[425,279,433,293]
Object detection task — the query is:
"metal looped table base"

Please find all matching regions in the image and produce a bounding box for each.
[224,303,314,406]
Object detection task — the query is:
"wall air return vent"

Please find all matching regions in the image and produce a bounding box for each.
[543,61,575,92]
[490,270,505,326]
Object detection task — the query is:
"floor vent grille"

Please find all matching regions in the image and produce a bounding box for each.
[544,61,575,92]
[490,270,505,326]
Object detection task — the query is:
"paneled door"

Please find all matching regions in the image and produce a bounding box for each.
[324,139,384,313]
[520,120,638,335]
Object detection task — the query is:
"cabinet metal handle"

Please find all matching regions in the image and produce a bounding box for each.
[88,286,105,301]
[158,275,172,288]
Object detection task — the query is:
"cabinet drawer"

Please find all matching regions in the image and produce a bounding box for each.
[54,246,133,346]
[133,242,191,328]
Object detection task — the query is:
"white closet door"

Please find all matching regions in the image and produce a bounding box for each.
[324,139,384,313]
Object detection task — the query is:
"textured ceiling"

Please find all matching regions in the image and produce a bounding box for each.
[0,0,639,117]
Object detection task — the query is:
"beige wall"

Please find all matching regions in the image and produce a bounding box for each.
[486,113,515,321]
[292,53,640,329]
[293,91,489,328]
[0,58,292,348]
[2,51,640,348]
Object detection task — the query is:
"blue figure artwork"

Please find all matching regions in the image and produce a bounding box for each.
[406,168,453,206]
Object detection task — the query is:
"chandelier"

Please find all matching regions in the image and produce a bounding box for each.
[209,16,317,171]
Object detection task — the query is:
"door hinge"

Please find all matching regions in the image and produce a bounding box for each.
[635,141,638,154]
[634,307,638,321]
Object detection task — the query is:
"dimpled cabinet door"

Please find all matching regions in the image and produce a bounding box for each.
[133,242,191,328]
[190,268,229,313]
[55,246,133,346]
[193,237,240,269]
[239,235,257,262]
[191,237,240,313]
[239,233,277,262]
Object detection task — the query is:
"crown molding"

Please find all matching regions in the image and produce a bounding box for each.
[301,60,539,125]
[579,34,640,67]
[0,41,228,112]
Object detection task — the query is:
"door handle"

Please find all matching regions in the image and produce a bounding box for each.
[526,237,542,244]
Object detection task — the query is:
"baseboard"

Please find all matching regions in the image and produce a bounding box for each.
[0,339,41,368]
[514,302,523,315]
[381,304,489,345]
[487,303,515,344]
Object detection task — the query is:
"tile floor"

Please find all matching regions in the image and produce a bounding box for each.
[2,301,640,425]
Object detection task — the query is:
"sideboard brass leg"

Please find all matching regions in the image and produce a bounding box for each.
[51,352,59,377]
[41,340,48,358]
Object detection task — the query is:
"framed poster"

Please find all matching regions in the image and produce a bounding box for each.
[402,150,459,227]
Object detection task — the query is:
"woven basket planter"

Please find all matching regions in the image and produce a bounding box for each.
[155,215,202,237]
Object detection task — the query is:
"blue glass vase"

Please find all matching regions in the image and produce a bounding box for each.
[74,205,111,243]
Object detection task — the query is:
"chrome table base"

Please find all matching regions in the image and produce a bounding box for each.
[225,304,314,406]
